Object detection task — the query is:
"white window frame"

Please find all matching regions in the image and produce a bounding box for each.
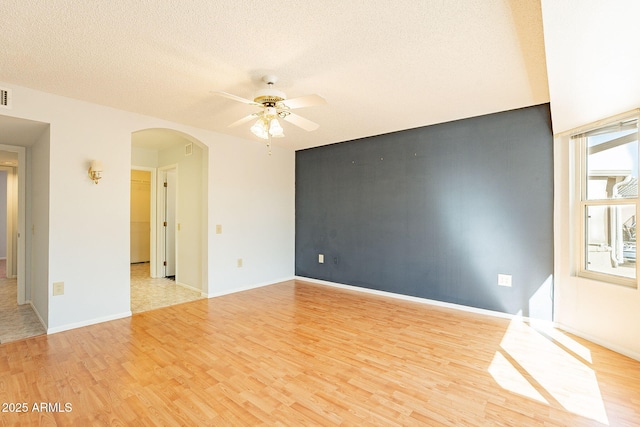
[572,111,639,288]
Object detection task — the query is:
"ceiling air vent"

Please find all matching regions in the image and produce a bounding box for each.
[0,87,12,109]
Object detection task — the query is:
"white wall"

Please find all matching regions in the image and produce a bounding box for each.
[29,127,50,325]
[158,141,204,291]
[47,100,133,331]
[131,146,159,168]
[209,136,295,296]
[0,170,7,259]
[541,0,640,134]
[542,0,640,359]
[1,81,295,333]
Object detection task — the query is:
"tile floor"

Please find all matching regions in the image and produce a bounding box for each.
[130,262,204,313]
[0,277,46,344]
[0,263,204,344]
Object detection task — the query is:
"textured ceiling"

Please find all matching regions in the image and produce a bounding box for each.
[0,0,549,150]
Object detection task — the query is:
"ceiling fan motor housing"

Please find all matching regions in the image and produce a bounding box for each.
[253,89,286,107]
[213,73,324,135]
[254,75,286,106]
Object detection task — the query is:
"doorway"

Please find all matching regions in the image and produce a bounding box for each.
[129,164,203,313]
[130,128,208,313]
[162,167,177,279]
[0,148,25,304]
[0,169,8,279]
[130,169,151,265]
[0,141,45,343]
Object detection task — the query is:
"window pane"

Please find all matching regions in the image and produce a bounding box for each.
[585,204,636,279]
[586,127,638,200]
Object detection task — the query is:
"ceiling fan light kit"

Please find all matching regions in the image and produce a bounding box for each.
[212,75,326,154]
[250,117,284,140]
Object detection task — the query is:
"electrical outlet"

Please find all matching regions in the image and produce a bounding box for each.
[498,274,512,287]
[318,254,324,263]
[53,281,64,296]
[216,224,222,234]
[237,258,243,268]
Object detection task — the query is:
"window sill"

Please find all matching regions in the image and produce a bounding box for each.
[577,270,638,289]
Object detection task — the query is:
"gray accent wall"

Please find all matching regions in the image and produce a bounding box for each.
[295,104,554,320]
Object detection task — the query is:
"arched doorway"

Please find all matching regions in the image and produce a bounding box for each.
[130,128,208,313]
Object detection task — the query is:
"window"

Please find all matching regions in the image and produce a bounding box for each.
[573,114,639,287]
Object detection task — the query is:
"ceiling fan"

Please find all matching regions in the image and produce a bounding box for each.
[212,75,326,153]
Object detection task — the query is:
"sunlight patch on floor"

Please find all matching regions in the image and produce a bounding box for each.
[488,351,548,404]
[529,321,593,364]
[489,318,608,424]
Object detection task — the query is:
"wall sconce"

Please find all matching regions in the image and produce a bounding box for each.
[88,160,103,184]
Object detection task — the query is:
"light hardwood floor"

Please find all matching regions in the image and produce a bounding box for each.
[1,280,638,426]
[0,263,203,344]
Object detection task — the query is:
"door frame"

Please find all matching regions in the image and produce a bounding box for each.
[158,164,178,279]
[130,166,157,276]
[0,144,25,304]
[0,166,13,279]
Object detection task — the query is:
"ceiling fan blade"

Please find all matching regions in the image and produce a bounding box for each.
[284,113,320,131]
[211,91,259,106]
[228,113,261,128]
[282,94,326,109]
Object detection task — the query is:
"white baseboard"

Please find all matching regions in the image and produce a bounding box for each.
[206,276,295,299]
[29,301,48,331]
[295,276,640,362]
[46,311,132,335]
[294,275,542,322]
[42,278,292,335]
[554,323,640,362]
[175,281,203,294]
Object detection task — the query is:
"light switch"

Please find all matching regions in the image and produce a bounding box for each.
[53,282,64,296]
[498,274,512,287]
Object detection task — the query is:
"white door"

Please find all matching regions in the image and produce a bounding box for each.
[164,169,177,277]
